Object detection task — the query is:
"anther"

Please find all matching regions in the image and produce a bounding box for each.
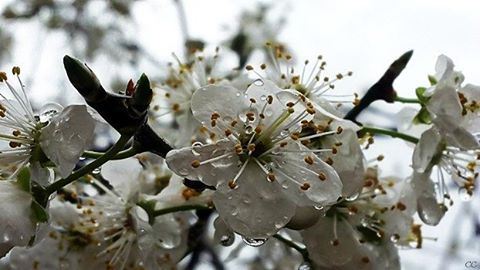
[228,180,238,189]
[304,155,314,165]
[191,160,201,168]
[318,172,327,181]
[396,202,407,211]
[300,182,311,190]
[267,173,276,182]
[12,66,20,75]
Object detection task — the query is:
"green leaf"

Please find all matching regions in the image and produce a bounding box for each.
[31,200,49,223]
[413,107,432,124]
[17,167,31,192]
[428,75,437,86]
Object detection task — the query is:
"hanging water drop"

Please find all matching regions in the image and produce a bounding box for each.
[39,103,64,123]
[242,236,267,247]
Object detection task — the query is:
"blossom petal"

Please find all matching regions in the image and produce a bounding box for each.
[101,157,143,200]
[272,142,342,207]
[0,181,35,256]
[412,127,443,173]
[166,139,238,187]
[410,172,446,225]
[213,162,295,238]
[39,105,95,178]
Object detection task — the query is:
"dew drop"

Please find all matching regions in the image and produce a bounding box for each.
[260,95,267,101]
[245,125,254,134]
[298,262,312,270]
[242,236,267,247]
[345,192,360,201]
[39,103,63,123]
[253,79,264,86]
[280,130,289,137]
[178,168,189,176]
[220,235,234,246]
[92,168,101,174]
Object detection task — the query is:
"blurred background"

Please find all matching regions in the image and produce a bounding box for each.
[0,0,479,269]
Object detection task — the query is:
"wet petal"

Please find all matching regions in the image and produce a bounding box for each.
[410,172,446,225]
[302,217,360,267]
[412,128,443,173]
[39,105,95,178]
[272,142,342,207]
[166,139,238,187]
[101,157,143,200]
[213,162,295,238]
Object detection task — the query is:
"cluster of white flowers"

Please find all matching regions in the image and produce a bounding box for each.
[0,10,478,270]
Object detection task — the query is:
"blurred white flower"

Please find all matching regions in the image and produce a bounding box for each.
[301,172,420,269]
[410,55,480,224]
[0,180,35,257]
[149,49,245,147]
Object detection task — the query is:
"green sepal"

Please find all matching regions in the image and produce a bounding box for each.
[413,107,432,124]
[31,200,49,223]
[415,87,431,104]
[428,75,437,86]
[17,167,31,192]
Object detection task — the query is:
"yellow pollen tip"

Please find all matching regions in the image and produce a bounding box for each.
[0,72,7,81]
[300,182,311,190]
[304,155,314,165]
[12,66,20,75]
[191,160,201,168]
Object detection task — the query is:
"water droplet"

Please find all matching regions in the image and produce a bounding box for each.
[280,130,289,137]
[253,79,264,86]
[235,92,241,97]
[92,168,101,174]
[192,142,203,148]
[390,234,400,243]
[220,235,234,246]
[260,95,267,101]
[39,103,64,123]
[242,236,267,247]
[3,233,10,242]
[265,108,273,117]
[178,168,189,176]
[345,192,360,201]
[298,262,312,270]
[458,187,472,201]
[231,210,238,216]
[313,205,324,210]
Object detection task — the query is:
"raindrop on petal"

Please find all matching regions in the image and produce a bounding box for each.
[242,236,267,247]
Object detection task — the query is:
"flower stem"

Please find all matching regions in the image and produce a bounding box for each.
[360,126,419,143]
[82,146,138,160]
[273,234,310,262]
[153,204,212,217]
[394,96,421,104]
[45,135,131,195]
